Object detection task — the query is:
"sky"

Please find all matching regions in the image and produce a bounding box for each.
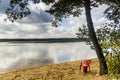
[0,0,109,39]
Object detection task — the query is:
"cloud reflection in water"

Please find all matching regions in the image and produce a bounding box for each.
[0,42,96,72]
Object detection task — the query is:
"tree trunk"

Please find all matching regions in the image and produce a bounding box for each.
[84,0,108,75]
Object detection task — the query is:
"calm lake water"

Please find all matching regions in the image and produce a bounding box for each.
[0,42,96,73]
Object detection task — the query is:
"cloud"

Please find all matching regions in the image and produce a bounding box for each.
[18,2,53,24]
[0,0,54,38]
[0,42,96,71]
[0,44,55,69]
[8,57,54,70]
[67,5,108,28]
[0,1,109,38]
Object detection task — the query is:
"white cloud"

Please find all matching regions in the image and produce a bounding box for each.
[0,1,109,38]
[0,42,96,70]
[67,5,108,28]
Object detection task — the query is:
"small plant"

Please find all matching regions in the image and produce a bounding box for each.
[105,48,120,79]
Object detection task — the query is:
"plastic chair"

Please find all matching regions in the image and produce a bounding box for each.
[80,60,92,73]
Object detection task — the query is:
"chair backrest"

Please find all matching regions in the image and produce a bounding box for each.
[84,60,91,67]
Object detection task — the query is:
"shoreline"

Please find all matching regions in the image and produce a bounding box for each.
[0,58,96,74]
[0,58,115,80]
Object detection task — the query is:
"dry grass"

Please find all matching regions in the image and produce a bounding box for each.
[0,58,118,80]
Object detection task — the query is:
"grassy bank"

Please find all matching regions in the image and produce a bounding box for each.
[0,58,118,80]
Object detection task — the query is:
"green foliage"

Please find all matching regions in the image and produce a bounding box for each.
[4,0,55,22]
[5,0,30,22]
[106,47,120,74]
[76,23,120,75]
[104,4,120,24]
[46,0,84,27]
[97,23,120,75]
[103,0,120,24]
[0,0,112,24]
[76,25,94,49]
[0,0,119,75]
[104,40,120,78]
[76,25,89,40]
[2,0,120,75]
[1,0,119,27]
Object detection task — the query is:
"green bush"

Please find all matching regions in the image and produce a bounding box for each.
[105,49,120,78]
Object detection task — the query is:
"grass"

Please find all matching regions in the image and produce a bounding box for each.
[0,58,119,80]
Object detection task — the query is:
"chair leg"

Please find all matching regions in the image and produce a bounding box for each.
[89,66,90,71]
[80,67,81,71]
[80,63,82,72]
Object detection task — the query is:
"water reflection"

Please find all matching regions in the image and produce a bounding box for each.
[0,42,96,72]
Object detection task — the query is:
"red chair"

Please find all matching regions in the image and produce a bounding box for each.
[80,60,92,73]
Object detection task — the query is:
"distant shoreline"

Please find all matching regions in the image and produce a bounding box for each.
[0,38,84,43]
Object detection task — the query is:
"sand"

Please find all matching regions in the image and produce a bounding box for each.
[0,58,118,80]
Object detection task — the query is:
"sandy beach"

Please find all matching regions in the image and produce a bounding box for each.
[0,58,117,80]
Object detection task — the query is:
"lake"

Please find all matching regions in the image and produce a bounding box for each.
[0,42,96,73]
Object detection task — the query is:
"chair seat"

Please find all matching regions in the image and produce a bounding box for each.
[80,60,92,73]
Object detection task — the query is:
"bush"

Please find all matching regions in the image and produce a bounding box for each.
[106,49,120,78]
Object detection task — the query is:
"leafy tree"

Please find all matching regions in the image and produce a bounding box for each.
[1,0,120,75]
[97,23,120,76]
[76,22,120,75]
[104,0,120,24]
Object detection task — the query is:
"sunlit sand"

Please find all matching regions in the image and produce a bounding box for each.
[0,58,117,80]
